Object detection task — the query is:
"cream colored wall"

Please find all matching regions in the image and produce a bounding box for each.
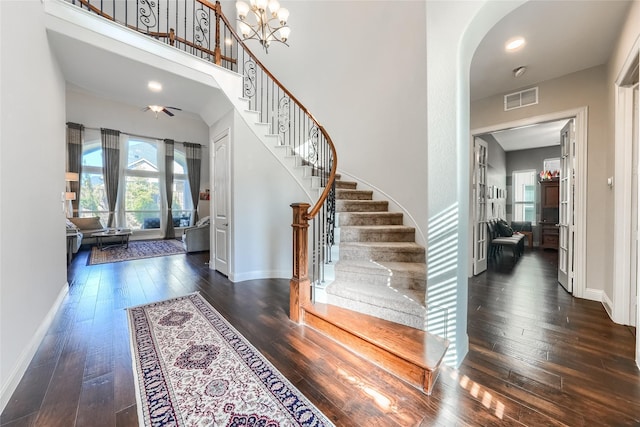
[471,65,610,295]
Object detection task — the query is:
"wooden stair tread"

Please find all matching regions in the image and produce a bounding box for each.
[305,303,448,373]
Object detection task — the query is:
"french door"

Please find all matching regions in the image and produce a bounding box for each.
[473,138,488,275]
[558,119,575,292]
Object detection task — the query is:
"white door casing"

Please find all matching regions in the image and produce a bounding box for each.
[213,129,231,276]
[471,107,588,299]
[612,40,639,327]
[558,119,574,293]
[473,138,488,275]
[631,84,638,328]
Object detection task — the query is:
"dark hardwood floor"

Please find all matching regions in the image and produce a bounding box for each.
[2,248,638,426]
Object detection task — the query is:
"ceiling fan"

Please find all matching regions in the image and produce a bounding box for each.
[143,105,182,118]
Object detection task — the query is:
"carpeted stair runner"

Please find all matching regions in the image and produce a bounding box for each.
[326,179,428,330]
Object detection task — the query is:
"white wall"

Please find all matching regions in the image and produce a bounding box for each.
[66,85,210,143]
[427,0,526,366]
[243,1,429,242]
[0,0,68,410]
[209,110,308,282]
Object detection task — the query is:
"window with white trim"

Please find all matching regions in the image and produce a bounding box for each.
[512,169,536,223]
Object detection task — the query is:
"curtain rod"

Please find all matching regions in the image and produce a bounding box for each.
[81,126,207,147]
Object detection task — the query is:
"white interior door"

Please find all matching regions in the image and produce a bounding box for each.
[558,119,575,292]
[213,130,230,276]
[473,138,488,275]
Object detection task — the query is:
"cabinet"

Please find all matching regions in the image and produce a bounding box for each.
[539,179,559,250]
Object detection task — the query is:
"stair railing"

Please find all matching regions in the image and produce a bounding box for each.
[65,0,337,322]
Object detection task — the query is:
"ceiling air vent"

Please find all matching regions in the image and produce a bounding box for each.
[504,87,538,111]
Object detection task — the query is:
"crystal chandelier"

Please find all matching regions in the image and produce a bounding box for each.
[236,0,290,53]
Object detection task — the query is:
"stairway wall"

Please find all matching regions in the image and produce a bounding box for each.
[208,110,309,282]
[249,1,429,244]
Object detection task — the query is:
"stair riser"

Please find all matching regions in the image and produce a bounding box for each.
[324,294,426,330]
[340,228,415,243]
[340,247,426,263]
[333,270,426,290]
[338,212,404,226]
[336,201,388,212]
[336,190,373,200]
[335,181,357,189]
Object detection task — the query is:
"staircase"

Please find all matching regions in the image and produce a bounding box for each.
[326,178,428,330]
[55,0,448,394]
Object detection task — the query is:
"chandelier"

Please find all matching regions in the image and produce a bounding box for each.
[236,0,290,53]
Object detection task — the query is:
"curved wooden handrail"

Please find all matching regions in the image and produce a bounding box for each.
[307,126,337,219]
[203,1,337,324]
[206,1,338,218]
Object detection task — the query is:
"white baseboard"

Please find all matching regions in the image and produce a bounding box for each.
[601,292,614,319]
[582,287,603,302]
[1,282,69,413]
[229,270,291,283]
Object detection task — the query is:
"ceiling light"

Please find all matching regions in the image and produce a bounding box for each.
[513,66,527,78]
[505,37,525,52]
[148,105,164,113]
[147,81,162,92]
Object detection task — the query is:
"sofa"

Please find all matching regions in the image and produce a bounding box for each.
[487,219,526,263]
[182,216,210,253]
[66,219,83,262]
[67,217,129,246]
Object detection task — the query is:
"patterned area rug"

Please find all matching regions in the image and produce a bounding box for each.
[127,293,333,426]
[88,239,185,265]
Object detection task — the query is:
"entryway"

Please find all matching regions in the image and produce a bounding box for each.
[470,107,588,298]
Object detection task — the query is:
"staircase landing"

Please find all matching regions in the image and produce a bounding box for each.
[302,302,449,395]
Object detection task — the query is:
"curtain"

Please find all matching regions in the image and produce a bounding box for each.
[184,142,202,223]
[101,128,121,228]
[164,139,175,239]
[66,122,84,217]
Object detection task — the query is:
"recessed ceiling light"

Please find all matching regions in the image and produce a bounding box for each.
[505,37,525,52]
[148,81,162,92]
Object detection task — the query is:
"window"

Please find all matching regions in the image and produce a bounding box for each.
[78,132,193,232]
[79,130,109,225]
[124,139,161,229]
[512,170,536,223]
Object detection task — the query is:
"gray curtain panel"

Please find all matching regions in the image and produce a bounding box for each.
[164,139,175,239]
[184,142,201,223]
[66,122,84,217]
[101,128,121,228]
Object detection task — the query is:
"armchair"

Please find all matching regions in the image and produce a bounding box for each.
[181,216,210,253]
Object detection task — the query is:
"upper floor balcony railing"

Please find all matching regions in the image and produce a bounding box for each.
[66,0,337,321]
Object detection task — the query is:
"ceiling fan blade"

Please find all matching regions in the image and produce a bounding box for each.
[142,106,151,112]
[162,108,175,117]
[165,106,182,111]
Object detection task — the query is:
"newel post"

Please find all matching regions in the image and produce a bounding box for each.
[214,1,222,65]
[290,203,311,323]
